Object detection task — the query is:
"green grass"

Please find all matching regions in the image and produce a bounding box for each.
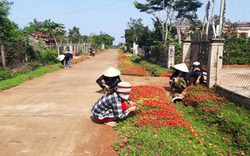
[115,52,250,155]
[0,64,61,90]
[119,53,173,77]
[113,95,250,156]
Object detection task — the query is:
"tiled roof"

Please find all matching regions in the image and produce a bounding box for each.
[31,31,55,41]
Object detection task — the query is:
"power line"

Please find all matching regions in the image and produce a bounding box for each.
[25,0,125,20]
[229,0,246,22]
[236,0,246,15]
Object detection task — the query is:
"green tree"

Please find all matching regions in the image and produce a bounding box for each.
[68,26,81,43]
[23,19,42,33]
[0,17,28,68]
[40,19,65,56]
[0,0,26,67]
[40,19,65,37]
[127,18,144,44]
[89,32,114,49]
[124,28,133,51]
[134,0,202,45]
[0,0,12,23]
[99,33,114,48]
[124,18,153,51]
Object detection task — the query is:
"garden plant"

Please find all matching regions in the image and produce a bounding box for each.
[113,53,250,156]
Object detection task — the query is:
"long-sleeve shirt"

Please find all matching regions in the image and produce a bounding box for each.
[61,53,73,65]
[91,92,131,120]
[188,68,204,85]
[96,75,121,89]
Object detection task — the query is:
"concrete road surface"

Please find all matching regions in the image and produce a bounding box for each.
[0,50,122,156]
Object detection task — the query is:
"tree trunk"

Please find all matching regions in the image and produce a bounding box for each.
[175,23,182,45]
[164,23,168,45]
[1,44,6,67]
[53,35,60,56]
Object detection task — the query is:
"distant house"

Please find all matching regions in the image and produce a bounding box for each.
[179,22,250,39]
[223,22,250,38]
[30,32,56,47]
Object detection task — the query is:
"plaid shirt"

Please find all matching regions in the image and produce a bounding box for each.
[91,92,131,120]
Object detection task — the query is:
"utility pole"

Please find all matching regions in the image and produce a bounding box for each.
[218,0,226,37]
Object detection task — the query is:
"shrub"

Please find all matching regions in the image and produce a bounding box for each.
[0,67,14,80]
[130,55,143,63]
[39,49,58,65]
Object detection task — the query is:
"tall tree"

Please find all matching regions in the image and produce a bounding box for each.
[68,26,81,43]
[40,19,65,56]
[174,0,202,44]
[124,28,134,51]
[134,0,202,45]
[127,18,144,44]
[23,19,42,33]
[0,0,13,67]
[40,19,65,37]
[89,32,114,49]
[0,0,12,23]
[125,18,150,53]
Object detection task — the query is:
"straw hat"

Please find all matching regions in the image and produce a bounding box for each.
[103,67,121,77]
[116,82,132,100]
[172,63,189,73]
[58,55,65,61]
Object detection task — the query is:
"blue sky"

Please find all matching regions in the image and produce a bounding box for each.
[8,0,250,45]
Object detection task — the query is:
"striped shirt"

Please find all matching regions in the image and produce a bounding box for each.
[91,92,131,120]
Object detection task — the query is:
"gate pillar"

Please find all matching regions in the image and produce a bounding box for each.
[207,38,224,88]
[182,39,191,67]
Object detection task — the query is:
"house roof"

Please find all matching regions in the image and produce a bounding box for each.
[31,31,55,42]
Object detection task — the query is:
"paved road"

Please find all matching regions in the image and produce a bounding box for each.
[0,50,121,156]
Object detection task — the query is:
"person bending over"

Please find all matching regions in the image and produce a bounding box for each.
[96,67,121,94]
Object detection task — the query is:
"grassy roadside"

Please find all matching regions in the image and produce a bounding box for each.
[0,64,61,90]
[0,54,92,91]
[118,52,173,77]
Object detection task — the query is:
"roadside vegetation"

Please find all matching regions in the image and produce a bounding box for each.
[0,54,90,90]
[118,51,173,77]
[1,1,249,155]
[0,64,61,90]
[113,53,250,156]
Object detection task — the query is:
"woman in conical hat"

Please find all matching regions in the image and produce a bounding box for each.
[96,66,121,94]
[172,63,189,73]
[58,46,73,69]
[169,63,190,103]
[169,63,189,93]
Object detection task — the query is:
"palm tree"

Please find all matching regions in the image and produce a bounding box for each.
[40,20,65,56]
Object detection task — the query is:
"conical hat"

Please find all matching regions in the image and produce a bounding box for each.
[58,55,65,61]
[103,67,121,77]
[172,63,189,73]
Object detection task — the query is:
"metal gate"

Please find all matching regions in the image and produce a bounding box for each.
[190,35,209,71]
